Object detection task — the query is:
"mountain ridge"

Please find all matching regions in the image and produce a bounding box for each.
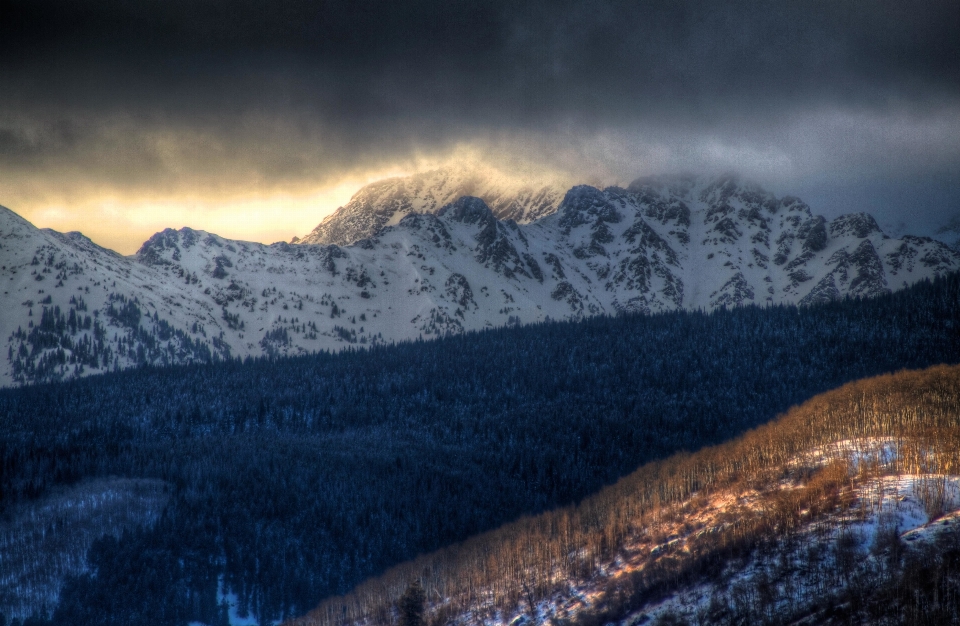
[297,166,572,246]
[2,173,958,386]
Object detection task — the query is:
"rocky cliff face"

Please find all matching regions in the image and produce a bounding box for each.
[2,173,957,386]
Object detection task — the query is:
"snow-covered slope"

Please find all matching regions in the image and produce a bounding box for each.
[436,456,960,626]
[297,165,571,246]
[2,174,958,386]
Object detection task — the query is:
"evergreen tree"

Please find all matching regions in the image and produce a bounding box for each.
[398,582,425,626]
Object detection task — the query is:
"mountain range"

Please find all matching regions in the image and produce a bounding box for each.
[2,171,958,386]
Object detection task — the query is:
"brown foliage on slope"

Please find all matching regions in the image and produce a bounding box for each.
[292,364,960,626]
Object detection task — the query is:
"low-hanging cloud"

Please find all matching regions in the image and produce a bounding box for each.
[1,0,958,248]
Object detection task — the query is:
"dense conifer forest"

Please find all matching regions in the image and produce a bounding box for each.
[299,365,960,626]
[0,274,959,624]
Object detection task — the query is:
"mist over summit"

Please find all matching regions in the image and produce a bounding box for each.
[2,170,957,386]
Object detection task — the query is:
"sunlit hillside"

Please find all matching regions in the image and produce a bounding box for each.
[295,364,960,626]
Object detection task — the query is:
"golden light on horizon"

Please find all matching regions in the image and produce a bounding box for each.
[2,142,581,255]
[5,168,414,255]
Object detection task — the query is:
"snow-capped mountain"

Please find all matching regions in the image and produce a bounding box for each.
[297,165,571,246]
[2,174,958,387]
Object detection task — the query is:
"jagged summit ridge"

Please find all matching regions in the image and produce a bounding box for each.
[1,175,958,386]
[298,166,571,246]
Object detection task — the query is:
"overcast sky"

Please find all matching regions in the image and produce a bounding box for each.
[1,0,958,252]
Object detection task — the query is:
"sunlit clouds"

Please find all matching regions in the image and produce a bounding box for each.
[2,0,959,251]
[6,169,424,255]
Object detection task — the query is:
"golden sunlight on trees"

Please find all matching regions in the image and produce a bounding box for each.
[293,364,960,626]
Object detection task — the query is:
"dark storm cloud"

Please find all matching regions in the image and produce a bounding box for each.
[1,0,958,223]
[5,0,958,120]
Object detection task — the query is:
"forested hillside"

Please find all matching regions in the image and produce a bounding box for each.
[0,274,958,624]
[296,365,960,626]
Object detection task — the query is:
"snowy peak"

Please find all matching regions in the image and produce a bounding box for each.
[437,195,497,226]
[539,177,958,311]
[829,212,882,239]
[698,174,781,213]
[557,185,625,234]
[2,175,959,387]
[298,166,571,246]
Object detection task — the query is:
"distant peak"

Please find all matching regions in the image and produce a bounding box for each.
[830,213,882,239]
